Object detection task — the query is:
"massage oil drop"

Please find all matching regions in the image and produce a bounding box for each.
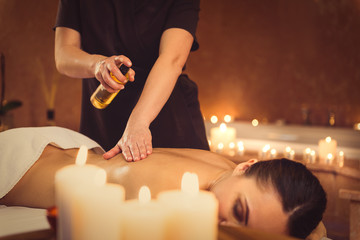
[90,64,130,109]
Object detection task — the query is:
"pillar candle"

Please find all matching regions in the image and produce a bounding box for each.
[55,146,125,240]
[157,172,218,240]
[318,136,337,163]
[210,123,236,153]
[121,186,167,240]
[73,171,125,240]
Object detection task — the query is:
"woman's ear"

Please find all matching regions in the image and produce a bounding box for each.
[232,159,258,176]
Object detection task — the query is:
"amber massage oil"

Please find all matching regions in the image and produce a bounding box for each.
[90,64,130,109]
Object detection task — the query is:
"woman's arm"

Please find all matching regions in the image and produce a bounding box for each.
[103,28,194,161]
[54,27,134,91]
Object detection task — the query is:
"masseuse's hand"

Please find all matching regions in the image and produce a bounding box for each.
[103,121,153,161]
[94,55,135,92]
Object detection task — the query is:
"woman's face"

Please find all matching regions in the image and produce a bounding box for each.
[211,173,289,235]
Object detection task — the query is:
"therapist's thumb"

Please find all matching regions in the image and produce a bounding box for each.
[103,145,122,160]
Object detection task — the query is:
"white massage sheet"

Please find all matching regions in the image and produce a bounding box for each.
[0,127,104,237]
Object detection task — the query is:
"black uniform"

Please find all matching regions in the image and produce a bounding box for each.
[55,0,209,151]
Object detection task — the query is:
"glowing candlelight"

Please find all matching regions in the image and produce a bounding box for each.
[224,115,232,123]
[139,186,151,204]
[259,144,270,160]
[228,142,236,156]
[325,153,334,164]
[270,148,277,158]
[210,115,218,124]
[157,173,218,240]
[181,172,199,195]
[318,136,337,164]
[216,142,224,154]
[251,119,259,127]
[122,186,166,240]
[283,146,295,160]
[75,145,88,166]
[55,146,125,240]
[338,151,345,167]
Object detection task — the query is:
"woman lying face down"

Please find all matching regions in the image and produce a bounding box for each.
[0,128,326,239]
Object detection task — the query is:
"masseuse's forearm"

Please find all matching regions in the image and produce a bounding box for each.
[55,27,105,79]
[128,28,193,127]
[56,46,104,79]
[128,55,183,126]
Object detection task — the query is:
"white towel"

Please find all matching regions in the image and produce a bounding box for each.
[0,126,104,198]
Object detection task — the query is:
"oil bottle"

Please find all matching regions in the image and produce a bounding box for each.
[90,64,130,109]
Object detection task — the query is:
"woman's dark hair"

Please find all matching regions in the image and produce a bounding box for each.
[243,158,327,239]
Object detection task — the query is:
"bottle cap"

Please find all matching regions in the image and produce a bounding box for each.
[119,64,130,75]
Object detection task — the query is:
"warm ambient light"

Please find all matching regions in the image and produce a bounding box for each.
[262,144,270,152]
[138,186,151,204]
[94,169,107,186]
[252,119,259,127]
[181,172,199,195]
[354,123,360,130]
[75,145,88,166]
[219,123,227,132]
[224,115,232,123]
[325,136,332,143]
[210,115,218,124]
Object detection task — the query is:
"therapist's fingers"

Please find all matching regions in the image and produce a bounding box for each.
[103,145,122,160]
[119,126,153,161]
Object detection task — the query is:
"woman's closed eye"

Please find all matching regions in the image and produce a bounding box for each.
[232,196,249,225]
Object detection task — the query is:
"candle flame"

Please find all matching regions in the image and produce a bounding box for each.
[262,144,270,152]
[285,146,291,153]
[304,148,311,154]
[251,119,259,127]
[210,115,218,124]
[219,123,227,132]
[325,136,332,143]
[327,153,333,160]
[94,169,107,186]
[181,172,199,195]
[217,142,224,150]
[75,145,88,166]
[139,186,151,204]
[224,115,232,123]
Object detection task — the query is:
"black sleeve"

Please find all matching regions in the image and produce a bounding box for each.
[164,0,200,50]
[53,0,81,33]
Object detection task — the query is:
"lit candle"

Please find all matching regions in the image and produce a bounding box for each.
[338,151,345,167]
[237,141,244,156]
[55,146,109,240]
[303,148,311,161]
[318,136,337,163]
[325,153,334,165]
[73,171,125,240]
[283,146,295,160]
[210,115,218,124]
[228,142,236,156]
[210,123,236,153]
[309,150,317,163]
[157,172,218,240]
[251,119,259,127]
[259,144,270,160]
[224,114,232,123]
[122,186,167,240]
[216,142,224,154]
[269,148,277,158]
